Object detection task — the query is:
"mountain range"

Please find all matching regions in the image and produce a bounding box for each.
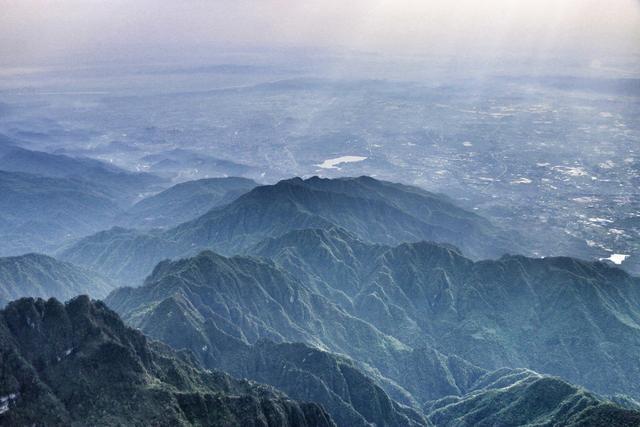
[0,171,122,255]
[3,295,635,427]
[61,176,520,285]
[104,244,640,424]
[251,227,640,399]
[0,143,164,206]
[2,170,640,426]
[0,139,163,255]
[139,148,257,181]
[0,141,260,256]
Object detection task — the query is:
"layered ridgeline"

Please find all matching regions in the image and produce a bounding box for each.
[206,343,640,427]
[117,177,257,229]
[0,254,114,307]
[0,143,164,205]
[251,228,640,400]
[0,171,122,256]
[0,141,259,256]
[104,250,640,426]
[0,140,162,255]
[166,176,517,258]
[0,296,335,426]
[62,176,518,285]
[105,253,435,426]
[104,251,441,405]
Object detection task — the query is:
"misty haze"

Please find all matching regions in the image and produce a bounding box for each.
[0,1,639,426]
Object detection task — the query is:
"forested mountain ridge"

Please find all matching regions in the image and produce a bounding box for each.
[104,247,640,426]
[0,296,335,426]
[0,253,114,306]
[3,169,638,426]
[252,227,640,399]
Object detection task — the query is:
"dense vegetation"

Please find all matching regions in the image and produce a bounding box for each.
[106,246,640,425]
[2,172,639,426]
[0,297,335,426]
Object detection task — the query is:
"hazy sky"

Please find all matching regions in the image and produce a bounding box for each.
[1,0,639,66]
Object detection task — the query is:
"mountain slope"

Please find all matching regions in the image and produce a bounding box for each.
[0,170,122,255]
[105,251,412,373]
[108,286,430,426]
[58,227,183,287]
[167,176,516,259]
[104,251,486,409]
[214,340,429,427]
[249,227,388,302]
[363,245,640,399]
[104,249,640,426]
[425,369,640,427]
[0,296,335,426]
[0,254,113,305]
[253,228,640,400]
[302,176,503,250]
[0,145,165,205]
[119,177,257,229]
[62,176,514,285]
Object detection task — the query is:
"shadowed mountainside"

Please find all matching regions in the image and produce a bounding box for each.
[0,253,114,306]
[0,296,335,426]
